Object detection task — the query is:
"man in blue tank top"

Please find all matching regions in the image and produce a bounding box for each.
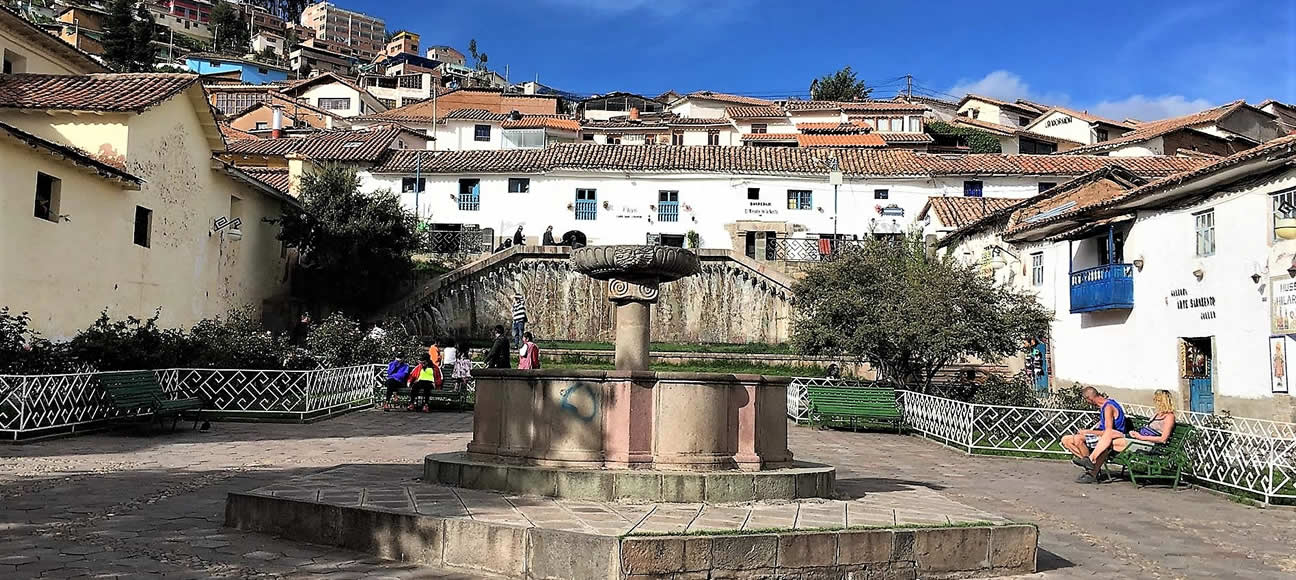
[1060,386,1126,482]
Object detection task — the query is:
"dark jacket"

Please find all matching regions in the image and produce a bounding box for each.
[512,229,524,245]
[486,335,511,368]
[542,230,555,245]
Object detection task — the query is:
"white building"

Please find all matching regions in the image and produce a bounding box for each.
[353,144,1203,256]
[278,72,387,118]
[939,136,1296,422]
[1060,100,1283,157]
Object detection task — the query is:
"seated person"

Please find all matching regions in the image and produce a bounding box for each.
[452,342,473,392]
[1083,389,1177,481]
[408,353,442,412]
[383,354,411,410]
[1059,386,1127,483]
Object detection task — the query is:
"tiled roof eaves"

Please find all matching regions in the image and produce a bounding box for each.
[0,120,142,187]
[0,73,198,113]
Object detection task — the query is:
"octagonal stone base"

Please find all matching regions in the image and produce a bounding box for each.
[468,369,793,472]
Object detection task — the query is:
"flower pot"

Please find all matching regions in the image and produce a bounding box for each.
[1277,218,1296,240]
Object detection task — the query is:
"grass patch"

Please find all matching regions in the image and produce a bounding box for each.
[544,340,792,354]
[623,520,1004,538]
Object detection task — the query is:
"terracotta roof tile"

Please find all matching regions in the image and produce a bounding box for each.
[878,132,935,144]
[219,122,259,141]
[239,167,291,194]
[957,94,1047,116]
[741,133,799,141]
[796,133,886,148]
[725,105,786,118]
[951,116,1085,146]
[374,149,549,173]
[924,197,1020,229]
[224,128,406,162]
[0,73,197,113]
[796,122,867,134]
[501,117,581,131]
[1061,100,1249,155]
[444,108,509,121]
[684,91,772,106]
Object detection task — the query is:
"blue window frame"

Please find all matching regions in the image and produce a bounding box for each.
[963,180,983,197]
[658,190,679,222]
[787,190,812,210]
[575,188,597,220]
[458,179,480,211]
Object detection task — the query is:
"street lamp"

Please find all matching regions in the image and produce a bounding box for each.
[827,157,842,241]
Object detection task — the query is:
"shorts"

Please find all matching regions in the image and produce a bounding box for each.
[1083,434,1101,448]
[1125,439,1156,453]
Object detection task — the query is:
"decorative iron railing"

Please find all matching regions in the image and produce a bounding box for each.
[767,237,867,262]
[423,228,494,256]
[458,194,480,211]
[657,201,679,222]
[574,198,597,221]
[1069,263,1134,313]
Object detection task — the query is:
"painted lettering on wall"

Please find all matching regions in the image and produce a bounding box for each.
[1045,116,1073,128]
[1172,289,1216,320]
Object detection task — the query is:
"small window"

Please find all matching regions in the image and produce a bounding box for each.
[874,189,888,200]
[508,178,530,193]
[258,67,269,74]
[747,187,760,200]
[1019,116,1029,127]
[255,122,269,130]
[1195,210,1215,257]
[3,49,28,74]
[1095,128,1109,142]
[317,97,351,110]
[671,131,684,146]
[963,180,983,197]
[751,123,767,134]
[575,188,597,220]
[401,177,426,193]
[1038,182,1057,193]
[133,206,152,248]
[606,134,621,145]
[1030,252,1044,286]
[474,124,491,141]
[707,130,720,146]
[581,133,594,141]
[787,190,812,210]
[34,173,60,222]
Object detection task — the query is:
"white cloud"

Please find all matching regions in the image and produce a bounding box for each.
[1090,95,1213,122]
[948,70,1035,101]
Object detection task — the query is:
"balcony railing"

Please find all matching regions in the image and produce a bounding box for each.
[657,201,679,222]
[1069,263,1134,313]
[458,194,480,211]
[574,199,597,221]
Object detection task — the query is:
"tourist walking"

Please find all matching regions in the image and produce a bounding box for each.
[383,353,411,410]
[452,341,473,391]
[486,325,511,368]
[542,225,556,246]
[518,332,541,369]
[511,292,528,347]
[513,225,524,246]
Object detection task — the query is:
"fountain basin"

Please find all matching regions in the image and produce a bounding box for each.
[467,369,794,472]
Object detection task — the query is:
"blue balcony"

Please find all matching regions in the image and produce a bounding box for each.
[1069,263,1134,313]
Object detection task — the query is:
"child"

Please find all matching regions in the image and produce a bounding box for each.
[452,341,473,392]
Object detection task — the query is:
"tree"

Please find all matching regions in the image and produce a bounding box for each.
[791,235,1052,390]
[130,3,157,68]
[467,38,488,71]
[269,165,420,313]
[211,1,249,55]
[809,66,871,101]
[102,0,141,72]
[254,0,308,22]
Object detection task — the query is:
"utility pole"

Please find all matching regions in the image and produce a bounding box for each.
[828,156,842,244]
[906,74,912,99]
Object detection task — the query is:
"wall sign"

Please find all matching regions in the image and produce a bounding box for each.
[1045,116,1073,128]
[877,203,904,217]
[746,201,777,216]
[1271,335,1292,394]
[1171,288,1216,320]
[1272,279,1296,334]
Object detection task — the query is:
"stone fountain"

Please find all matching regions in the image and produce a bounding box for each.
[426,244,835,497]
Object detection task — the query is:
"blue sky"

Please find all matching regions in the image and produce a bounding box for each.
[356,0,1295,119]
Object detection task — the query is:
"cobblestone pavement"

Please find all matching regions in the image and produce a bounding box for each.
[1,410,1292,579]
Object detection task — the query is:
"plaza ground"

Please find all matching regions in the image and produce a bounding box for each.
[1,410,1292,579]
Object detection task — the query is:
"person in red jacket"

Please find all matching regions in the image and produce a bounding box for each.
[407,353,442,412]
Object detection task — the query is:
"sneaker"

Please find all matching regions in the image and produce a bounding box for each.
[1070,456,1086,468]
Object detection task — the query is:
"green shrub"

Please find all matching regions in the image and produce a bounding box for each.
[66,310,191,371]
[304,313,421,368]
[0,307,74,374]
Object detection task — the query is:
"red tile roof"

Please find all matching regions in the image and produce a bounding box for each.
[725,105,786,118]
[219,122,259,141]
[740,133,799,141]
[281,72,366,96]
[878,132,936,144]
[684,91,773,106]
[0,73,198,113]
[784,100,928,113]
[444,108,509,121]
[950,116,1084,146]
[224,127,407,162]
[796,122,867,134]
[1061,100,1251,155]
[0,120,142,187]
[238,167,291,194]
[796,134,887,148]
[956,94,1048,116]
[922,197,1020,229]
[369,143,1208,178]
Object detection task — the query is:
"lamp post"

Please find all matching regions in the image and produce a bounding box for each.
[828,157,842,246]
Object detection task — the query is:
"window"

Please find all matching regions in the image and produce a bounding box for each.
[671,131,684,145]
[575,188,597,220]
[1031,252,1044,286]
[751,123,767,134]
[747,187,760,200]
[707,130,720,146]
[1038,182,1057,193]
[606,133,621,145]
[1019,116,1030,127]
[582,133,594,141]
[1195,210,1215,257]
[473,124,491,142]
[658,190,679,222]
[969,108,980,119]
[458,179,480,211]
[34,173,60,222]
[255,122,269,130]
[1272,188,1296,239]
[401,177,426,193]
[963,180,983,197]
[317,97,351,110]
[907,116,921,132]
[874,189,888,200]
[508,178,530,193]
[257,67,269,74]
[1095,128,1109,142]
[133,206,152,247]
[787,190,812,210]
[1019,139,1057,155]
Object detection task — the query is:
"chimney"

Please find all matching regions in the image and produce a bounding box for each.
[271,105,284,139]
[629,107,639,121]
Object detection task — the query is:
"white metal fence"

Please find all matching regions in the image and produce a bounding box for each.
[1,365,386,441]
[788,378,1296,505]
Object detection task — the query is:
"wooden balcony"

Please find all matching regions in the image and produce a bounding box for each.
[1069,263,1134,314]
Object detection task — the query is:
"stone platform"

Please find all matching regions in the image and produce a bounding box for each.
[225,464,1037,579]
[426,452,836,502]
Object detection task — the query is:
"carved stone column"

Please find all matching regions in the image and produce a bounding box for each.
[608,278,659,370]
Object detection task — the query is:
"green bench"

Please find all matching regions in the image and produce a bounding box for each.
[1109,417,1196,489]
[805,384,903,432]
[97,371,204,433]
